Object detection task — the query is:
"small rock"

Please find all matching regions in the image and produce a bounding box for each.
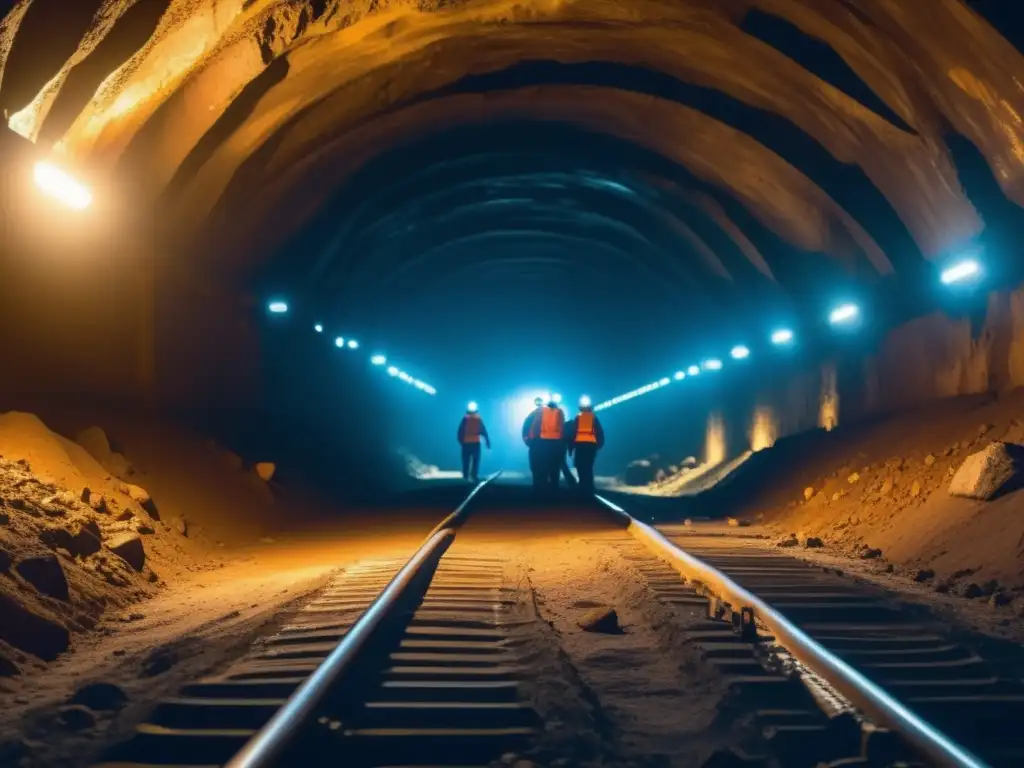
[955,582,984,599]
[174,517,188,537]
[8,498,24,510]
[879,479,893,496]
[990,592,1013,607]
[777,536,799,548]
[89,494,108,513]
[254,462,276,482]
[924,454,936,467]
[107,533,146,572]
[14,554,69,600]
[803,487,814,501]
[726,517,740,527]
[847,472,860,484]
[578,607,622,634]
[137,524,155,535]
[57,704,96,731]
[71,520,103,557]
[885,563,895,573]
[119,483,159,519]
[831,491,845,502]
[804,537,824,548]
[913,569,935,582]
[80,487,92,503]
[116,509,134,522]
[71,681,127,711]
[911,481,921,497]
[860,547,883,560]
[934,580,951,593]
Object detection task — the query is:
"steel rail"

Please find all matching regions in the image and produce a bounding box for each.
[225,473,500,768]
[595,494,990,768]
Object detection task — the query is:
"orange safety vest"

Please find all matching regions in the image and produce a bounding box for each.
[463,414,482,443]
[538,407,564,440]
[575,411,598,443]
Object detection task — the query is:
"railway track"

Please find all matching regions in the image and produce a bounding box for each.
[601,496,1024,768]
[94,476,540,767]
[86,480,1015,768]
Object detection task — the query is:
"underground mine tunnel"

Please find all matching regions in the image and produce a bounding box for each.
[1,1,1024,767]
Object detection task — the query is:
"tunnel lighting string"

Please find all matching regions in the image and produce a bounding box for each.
[266,301,437,396]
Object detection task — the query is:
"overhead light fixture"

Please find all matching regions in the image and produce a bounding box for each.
[334,336,345,348]
[314,323,323,333]
[371,354,387,365]
[940,258,981,285]
[387,365,399,376]
[771,328,794,345]
[346,339,359,349]
[552,393,563,404]
[267,300,288,314]
[658,376,670,386]
[33,161,92,210]
[674,371,685,381]
[688,365,700,376]
[829,303,860,325]
[730,345,750,360]
[579,395,592,407]
[703,358,723,371]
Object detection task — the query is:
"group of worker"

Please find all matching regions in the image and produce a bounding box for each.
[456,395,605,494]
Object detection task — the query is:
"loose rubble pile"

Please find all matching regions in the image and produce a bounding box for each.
[0,455,187,674]
[763,418,1024,605]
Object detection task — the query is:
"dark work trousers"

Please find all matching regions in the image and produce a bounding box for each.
[544,440,564,489]
[528,443,544,489]
[561,455,577,487]
[461,443,481,481]
[573,443,598,493]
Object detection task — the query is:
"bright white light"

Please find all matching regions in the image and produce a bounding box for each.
[674,371,685,381]
[771,328,793,345]
[658,376,671,386]
[829,303,860,325]
[579,395,592,408]
[688,365,700,376]
[334,337,345,348]
[314,323,323,333]
[703,358,723,371]
[371,354,387,365]
[552,393,563,404]
[940,258,981,285]
[387,365,400,376]
[33,161,92,210]
[347,339,359,349]
[730,345,750,360]
[467,401,479,413]
[422,384,437,395]
[268,300,288,314]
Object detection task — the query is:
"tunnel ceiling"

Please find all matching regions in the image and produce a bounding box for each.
[2,0,1023,377]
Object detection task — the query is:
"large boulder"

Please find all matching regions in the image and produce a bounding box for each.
[949,442,1024,501]
[0,594,70,660]
[119,483,159,520]
[624,460,655,486]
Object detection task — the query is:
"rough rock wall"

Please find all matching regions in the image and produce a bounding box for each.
[698,283,1024,466]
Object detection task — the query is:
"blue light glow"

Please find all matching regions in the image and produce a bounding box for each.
[829,303,859,325]
[771,328,793,345]
[267,300,288,314]
[940,258,981,285]
[334,337,345,348]
[703,358,723,371]
[730,345,750,360]
[347,339,359,349]
[314,323,323,333]
[371,354,387,366]
[674,371,685,381]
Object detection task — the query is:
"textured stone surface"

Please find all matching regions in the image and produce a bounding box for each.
[949,442,1022,501]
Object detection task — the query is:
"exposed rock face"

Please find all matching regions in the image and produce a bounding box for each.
[949,442,1023,500]
[578,607,622,634]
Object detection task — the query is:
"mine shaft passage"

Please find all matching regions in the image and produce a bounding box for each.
[1,2,1024,767]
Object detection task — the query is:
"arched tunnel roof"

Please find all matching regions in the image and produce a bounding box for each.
[2,0,1022,387]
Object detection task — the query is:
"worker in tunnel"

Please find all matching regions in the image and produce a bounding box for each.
[524,395,566,492]
[566,395,605,494]
[457,401,490,483]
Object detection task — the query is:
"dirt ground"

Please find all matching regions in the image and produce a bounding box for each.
[458,501,756,767]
